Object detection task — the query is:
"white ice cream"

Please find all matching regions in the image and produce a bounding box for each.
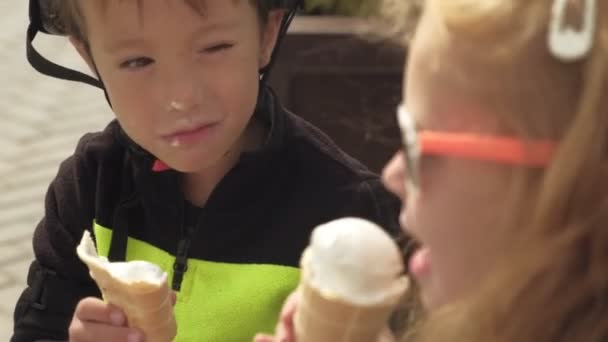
[308,217,407,306]
[76,231,167,286]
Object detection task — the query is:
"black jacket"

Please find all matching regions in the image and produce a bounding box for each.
[11,88,401,341]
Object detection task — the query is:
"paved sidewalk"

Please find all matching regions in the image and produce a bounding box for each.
[0,1,113,339]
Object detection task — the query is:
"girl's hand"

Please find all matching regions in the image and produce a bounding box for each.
[254,290,300,342]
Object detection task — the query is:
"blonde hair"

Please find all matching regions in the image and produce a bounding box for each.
[384,0,608,341]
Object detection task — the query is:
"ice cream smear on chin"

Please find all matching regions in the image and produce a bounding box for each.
[308,217,408,306]
[170,138,181,148]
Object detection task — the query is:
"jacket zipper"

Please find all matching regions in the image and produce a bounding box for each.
[172,203,203,292]
[172,224,195,291]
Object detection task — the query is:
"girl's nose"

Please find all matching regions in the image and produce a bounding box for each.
[382,151,408,200]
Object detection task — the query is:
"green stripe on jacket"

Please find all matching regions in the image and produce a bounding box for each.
[93,223,300,341]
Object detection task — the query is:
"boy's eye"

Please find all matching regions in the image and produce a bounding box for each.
[120,57,154,70]
[201,43,234,54]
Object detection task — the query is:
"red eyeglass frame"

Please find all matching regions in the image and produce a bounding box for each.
[396,104,557,189]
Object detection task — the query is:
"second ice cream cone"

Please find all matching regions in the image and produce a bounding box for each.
[295,248,408,342]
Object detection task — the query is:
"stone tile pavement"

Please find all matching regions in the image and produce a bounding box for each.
[0,1,113,339]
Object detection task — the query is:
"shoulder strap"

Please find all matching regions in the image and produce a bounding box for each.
[27,0,104,88]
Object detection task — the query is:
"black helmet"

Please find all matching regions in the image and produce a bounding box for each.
[26,0,303,89]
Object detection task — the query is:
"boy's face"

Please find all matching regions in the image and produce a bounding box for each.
[73,0,282,172]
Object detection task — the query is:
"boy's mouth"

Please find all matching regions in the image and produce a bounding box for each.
[162,122,220,147]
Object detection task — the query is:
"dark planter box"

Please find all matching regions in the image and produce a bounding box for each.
[268,16,406,173]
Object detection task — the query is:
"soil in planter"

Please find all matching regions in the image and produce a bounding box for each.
[268,31,405,173]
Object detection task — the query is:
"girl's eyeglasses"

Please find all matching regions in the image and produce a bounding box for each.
[396,104,557,191]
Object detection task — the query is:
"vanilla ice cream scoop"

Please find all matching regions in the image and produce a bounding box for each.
[308,217,406,306]
[294,218,409,342]
[77,233,166,286]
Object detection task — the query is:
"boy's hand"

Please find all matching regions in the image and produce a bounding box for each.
[68,297,144,342]
[69,293,177,342]
[254,290,300,342]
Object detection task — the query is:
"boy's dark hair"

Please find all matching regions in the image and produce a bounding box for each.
[59,0,274,42]
[27,0,300,90]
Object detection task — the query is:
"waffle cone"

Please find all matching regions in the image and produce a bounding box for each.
[76,232,177,342]
[294,248,407,342]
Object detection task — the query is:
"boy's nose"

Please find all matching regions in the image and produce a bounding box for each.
[163,66,201,113]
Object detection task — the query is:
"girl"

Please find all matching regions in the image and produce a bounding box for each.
[257,0,608,341]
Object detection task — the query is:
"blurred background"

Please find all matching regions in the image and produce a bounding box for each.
[0,1,403,339]
[0,1,112,339]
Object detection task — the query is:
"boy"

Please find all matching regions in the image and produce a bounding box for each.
[13,0,400,341]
